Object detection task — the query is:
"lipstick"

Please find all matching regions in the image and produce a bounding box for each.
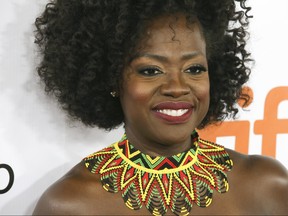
[152,102,193,124]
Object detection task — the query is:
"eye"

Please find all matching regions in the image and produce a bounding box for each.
[185,65,207,75]
[137,67,163,76]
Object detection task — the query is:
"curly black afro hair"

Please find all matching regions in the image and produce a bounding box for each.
[35,0,252,130]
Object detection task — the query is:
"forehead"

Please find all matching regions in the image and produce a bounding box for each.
[135,13,206,55]
[146,13,198,34]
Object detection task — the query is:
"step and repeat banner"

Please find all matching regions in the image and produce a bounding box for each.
[1,0,287,215]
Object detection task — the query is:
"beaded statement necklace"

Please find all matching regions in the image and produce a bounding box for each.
[84,131,233,216]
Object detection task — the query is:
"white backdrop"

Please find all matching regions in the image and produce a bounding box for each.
[0,0,287,215]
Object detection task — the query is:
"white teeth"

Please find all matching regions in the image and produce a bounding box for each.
[157,109,188,117]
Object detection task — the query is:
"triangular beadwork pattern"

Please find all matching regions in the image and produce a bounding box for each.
[84,131,233,215]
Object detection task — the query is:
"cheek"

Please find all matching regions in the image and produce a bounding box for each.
[200,84,210,102]
[195,79,210,110]
[120,78,154,115]
[125,81,151,103]
[195,78,210,99]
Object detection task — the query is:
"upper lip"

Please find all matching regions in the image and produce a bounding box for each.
[152,101,194,110]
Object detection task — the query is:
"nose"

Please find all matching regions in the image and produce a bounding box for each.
[160,72,190,98]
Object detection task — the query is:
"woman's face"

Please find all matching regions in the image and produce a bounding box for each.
[120,14,210,154]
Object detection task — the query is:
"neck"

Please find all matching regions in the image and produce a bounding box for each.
[124,128,194,157]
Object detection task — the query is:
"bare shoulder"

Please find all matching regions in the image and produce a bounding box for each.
[227,149,287,176]
[227,149,288,214]
[33,161,104,215]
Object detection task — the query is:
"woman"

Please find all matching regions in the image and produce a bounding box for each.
[33,0,288,215]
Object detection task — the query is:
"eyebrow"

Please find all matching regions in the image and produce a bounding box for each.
[129,51,203,62]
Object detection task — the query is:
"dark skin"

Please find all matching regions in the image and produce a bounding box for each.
[120,14,209,157]
[33,14,288,215]
[33,150,288,215]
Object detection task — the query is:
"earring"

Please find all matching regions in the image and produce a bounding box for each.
[110,91,117,97]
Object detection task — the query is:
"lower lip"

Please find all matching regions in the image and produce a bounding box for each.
[152,109,193,124]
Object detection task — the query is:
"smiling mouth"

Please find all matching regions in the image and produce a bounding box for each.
[156,109,189,117]
[152,102,194,124]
